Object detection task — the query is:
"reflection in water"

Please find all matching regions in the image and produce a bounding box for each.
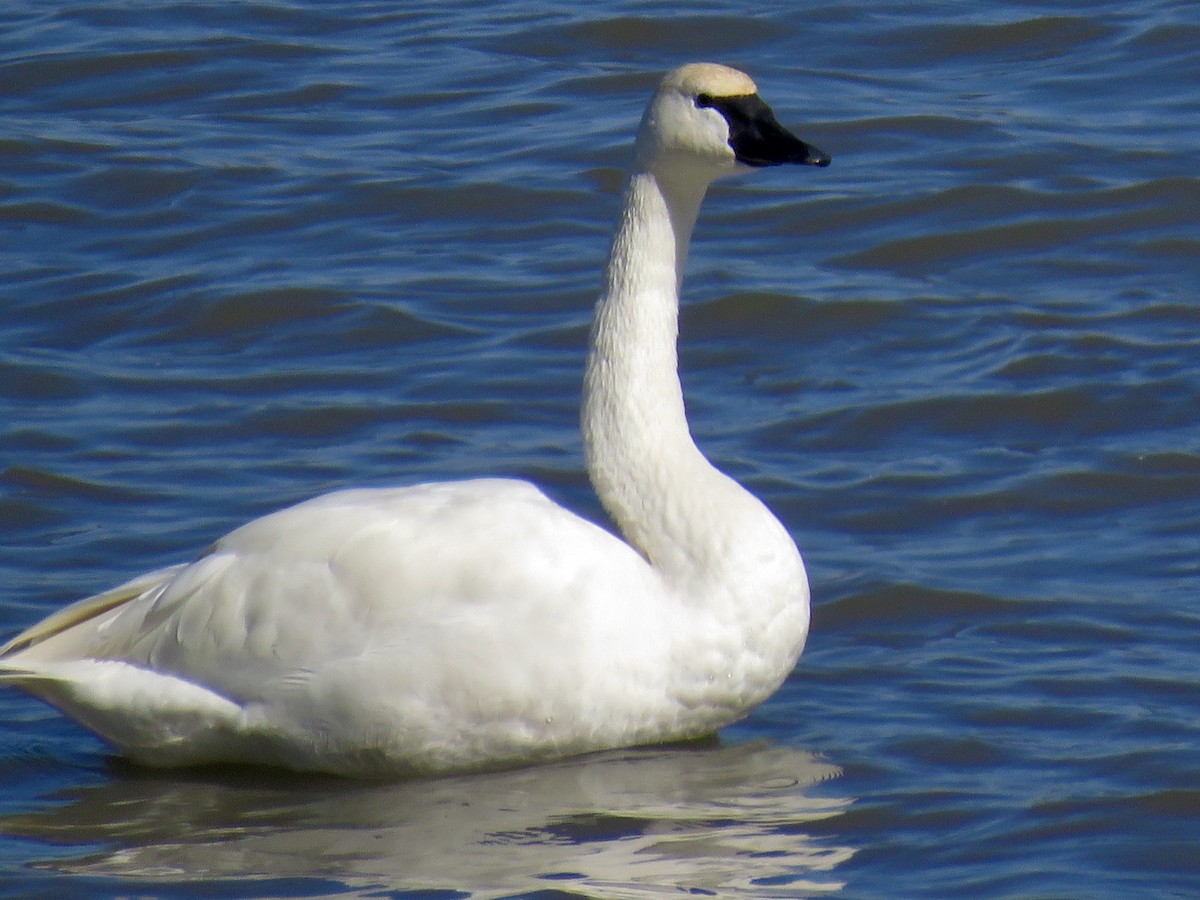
[4,741,852,897]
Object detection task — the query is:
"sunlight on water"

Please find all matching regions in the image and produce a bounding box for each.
[5,744,852,898]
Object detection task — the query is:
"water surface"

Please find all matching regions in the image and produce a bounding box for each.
[1,2,1197,897]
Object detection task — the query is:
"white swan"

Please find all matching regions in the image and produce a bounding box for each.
[0,63,830,777]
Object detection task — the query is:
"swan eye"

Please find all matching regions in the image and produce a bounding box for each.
[695,93,716,109]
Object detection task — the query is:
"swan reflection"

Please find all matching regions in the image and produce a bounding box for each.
[6,740,853,897]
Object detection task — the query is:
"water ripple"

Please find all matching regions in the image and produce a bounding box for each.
[0,2,1197,898]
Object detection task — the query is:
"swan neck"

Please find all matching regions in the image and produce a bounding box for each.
[582,169,720,574]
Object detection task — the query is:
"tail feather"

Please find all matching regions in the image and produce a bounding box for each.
[0,564,185,660]
[0,656,248,767]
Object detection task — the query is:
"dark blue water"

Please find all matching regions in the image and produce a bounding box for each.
[1,2,1197,897]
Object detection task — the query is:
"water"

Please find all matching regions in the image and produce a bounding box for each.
[0,1,1196,897]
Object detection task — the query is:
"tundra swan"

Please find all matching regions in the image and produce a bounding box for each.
[0,63,830,776]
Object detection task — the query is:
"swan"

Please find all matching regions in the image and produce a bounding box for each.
[0,63,830,777]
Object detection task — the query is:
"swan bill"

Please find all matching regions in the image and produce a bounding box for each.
[696,92,830,168]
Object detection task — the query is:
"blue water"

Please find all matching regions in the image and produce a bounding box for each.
[1,1,1197,897]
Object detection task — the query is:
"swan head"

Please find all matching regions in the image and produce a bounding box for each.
[635,63,830,180]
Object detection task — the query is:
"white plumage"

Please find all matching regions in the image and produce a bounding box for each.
[1,63,829,776]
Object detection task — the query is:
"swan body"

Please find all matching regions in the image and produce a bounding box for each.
[1,63,830,776]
